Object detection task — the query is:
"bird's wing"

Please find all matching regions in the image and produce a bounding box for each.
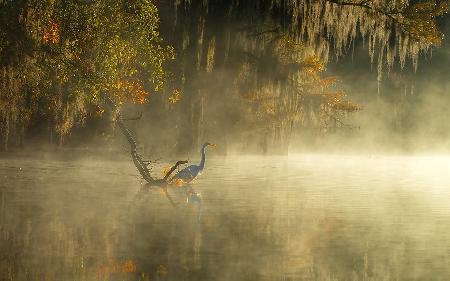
[172,165,195,180]
[172,165,202,183]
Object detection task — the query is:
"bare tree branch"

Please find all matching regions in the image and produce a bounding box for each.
[102,95,188,188]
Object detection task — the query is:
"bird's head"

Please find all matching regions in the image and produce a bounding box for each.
[203,142,217,149]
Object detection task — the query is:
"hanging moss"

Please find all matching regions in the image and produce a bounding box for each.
[160,0,446,152]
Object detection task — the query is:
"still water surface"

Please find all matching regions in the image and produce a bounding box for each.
[1,154,450,280]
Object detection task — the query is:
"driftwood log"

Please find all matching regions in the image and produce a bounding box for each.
[102,96,187,188]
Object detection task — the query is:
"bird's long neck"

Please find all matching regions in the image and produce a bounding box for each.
[199,146,206,170]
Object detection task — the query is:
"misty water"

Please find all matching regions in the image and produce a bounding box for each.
[1,154,450,280]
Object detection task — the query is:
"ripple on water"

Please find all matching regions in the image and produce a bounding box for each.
[1,155,450,280]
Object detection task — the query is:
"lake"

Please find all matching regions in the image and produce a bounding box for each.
[1,154,450,280]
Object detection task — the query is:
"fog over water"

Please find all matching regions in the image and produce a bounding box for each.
[1,2,450,281]
[2,154,450,280]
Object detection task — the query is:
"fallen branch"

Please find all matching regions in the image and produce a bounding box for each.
[102,95,187,188]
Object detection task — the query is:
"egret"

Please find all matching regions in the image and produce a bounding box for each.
[170,142,216,184]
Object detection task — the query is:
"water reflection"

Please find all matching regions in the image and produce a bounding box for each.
[1,155,450,280]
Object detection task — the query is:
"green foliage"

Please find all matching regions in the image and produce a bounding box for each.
[402,1,449,45]
[29,0,174,101]
[0,0,173,147]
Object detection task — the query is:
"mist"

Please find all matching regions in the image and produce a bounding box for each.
[1,1,450,281]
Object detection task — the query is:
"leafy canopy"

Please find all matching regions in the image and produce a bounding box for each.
[32,0,175,103]
[0,0,175,144]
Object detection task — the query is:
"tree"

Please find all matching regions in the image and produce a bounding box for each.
[1,0,447,152]
[156,0,446,153]
[0,0,174,149]
[238,34,362,152]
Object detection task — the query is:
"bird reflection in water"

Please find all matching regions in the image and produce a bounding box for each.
[134,142,216,222]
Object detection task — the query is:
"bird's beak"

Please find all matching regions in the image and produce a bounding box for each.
[209,143,217,147]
